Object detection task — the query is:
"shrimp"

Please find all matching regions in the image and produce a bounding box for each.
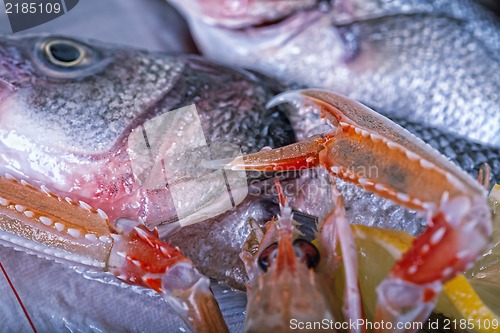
[240,179,364,332]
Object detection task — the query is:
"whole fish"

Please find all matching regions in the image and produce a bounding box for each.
[0,33,295,332]
[168,0,500,147]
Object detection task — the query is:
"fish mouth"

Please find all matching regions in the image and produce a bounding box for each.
[214,10,300,31]
[215,9,325,42]
[195,0,331,31]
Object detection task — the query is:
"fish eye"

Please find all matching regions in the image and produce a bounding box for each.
[293,239,320,269]
[43,39,87,67]
[44,40,84,66]
[258,242,278,273]
[35,37,102,78]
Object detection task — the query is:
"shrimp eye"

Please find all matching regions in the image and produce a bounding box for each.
[44,39,85,67]
[258,242,278,273]
[293,239,320,269]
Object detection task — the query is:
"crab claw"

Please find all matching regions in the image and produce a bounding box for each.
[108,219,228,333]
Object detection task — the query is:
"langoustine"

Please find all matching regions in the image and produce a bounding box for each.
[219,89,492,331]
[241,178,363,332]
[0,33,296,331]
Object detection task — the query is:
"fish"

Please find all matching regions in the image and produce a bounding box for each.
[167,0,500,147]
[0,33,296,332]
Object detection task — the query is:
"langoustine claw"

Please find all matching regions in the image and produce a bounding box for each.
[227,89,492,331]
[0,175,228,333]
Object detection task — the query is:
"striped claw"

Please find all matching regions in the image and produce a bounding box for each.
[0,174,228,333]
[230,89,492,331]
[108,219,229,333]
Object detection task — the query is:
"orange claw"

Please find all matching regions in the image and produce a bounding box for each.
[108,219,229,333]
[0,172,228,333]
[228,89,492,332]
[225,138,324,172]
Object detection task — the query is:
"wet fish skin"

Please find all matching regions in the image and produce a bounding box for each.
[168,0,500,147]
[0,34,296,226]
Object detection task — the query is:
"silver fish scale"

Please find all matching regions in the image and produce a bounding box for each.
[332,0,500,54]
[393,115,500,184]
[177,0,500,146]
[0,37,184,154]
[337,14,500,143]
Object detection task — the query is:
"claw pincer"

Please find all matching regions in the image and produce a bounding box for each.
[0,174,228,333]
[230,89,492,330]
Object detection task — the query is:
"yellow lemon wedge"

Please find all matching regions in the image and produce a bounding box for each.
[346,218,500,333]
[464,183,500,322]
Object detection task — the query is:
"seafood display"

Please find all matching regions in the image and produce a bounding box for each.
[1,9,499,331]
[168,0,500,147]
[214,89,492,331]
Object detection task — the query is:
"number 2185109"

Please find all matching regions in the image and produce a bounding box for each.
[5,2,61,14]
[443,318,499,330]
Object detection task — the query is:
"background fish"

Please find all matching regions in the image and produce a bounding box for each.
[168,0,500,147]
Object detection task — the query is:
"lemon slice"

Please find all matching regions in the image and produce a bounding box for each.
[345,222,500,333]
[466,184,500,318]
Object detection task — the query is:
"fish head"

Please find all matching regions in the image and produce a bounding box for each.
[0,34,184,156]
[0,33,297,229]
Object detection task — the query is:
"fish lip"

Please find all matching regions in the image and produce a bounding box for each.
[214,10,324,38]
[222,11,301,31]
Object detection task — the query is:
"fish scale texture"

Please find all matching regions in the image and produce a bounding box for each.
[173,0,500,146]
